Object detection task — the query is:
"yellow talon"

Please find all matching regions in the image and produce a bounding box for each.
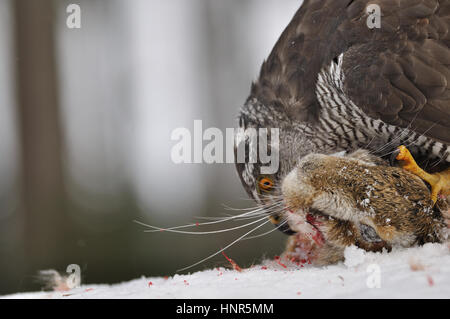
[396,145,450,204]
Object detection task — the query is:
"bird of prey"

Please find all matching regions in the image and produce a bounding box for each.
[236,0,450,235]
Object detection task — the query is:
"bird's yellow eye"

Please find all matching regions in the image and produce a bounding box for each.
[259,177,274,192]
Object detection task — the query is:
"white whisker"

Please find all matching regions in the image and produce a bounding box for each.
[133,202,281,233]
[176,219,272,273]
[136,216,268,235]
[242,219,289,241]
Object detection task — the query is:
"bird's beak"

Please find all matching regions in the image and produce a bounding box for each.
[269,215,297,235]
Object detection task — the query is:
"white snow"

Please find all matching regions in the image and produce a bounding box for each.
[3,243,449,299]
[343,245,367,268]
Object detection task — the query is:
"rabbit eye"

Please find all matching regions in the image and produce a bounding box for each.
[360,224,382,243]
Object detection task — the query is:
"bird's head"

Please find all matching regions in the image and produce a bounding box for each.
[234,98,320,236]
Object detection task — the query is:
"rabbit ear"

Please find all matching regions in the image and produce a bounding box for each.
[441,196,450,229]
[441,198,450,242]
[445,211,449,246]
[444,208,449,231]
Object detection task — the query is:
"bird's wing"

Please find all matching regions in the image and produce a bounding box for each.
[252,0,450,144]
[340,0,450,144]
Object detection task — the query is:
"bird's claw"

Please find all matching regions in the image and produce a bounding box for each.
[390,148,400,167]
[394,145,450,204]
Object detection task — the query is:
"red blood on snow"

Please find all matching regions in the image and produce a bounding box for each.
[427,276,434,287]
[222,251,243,272]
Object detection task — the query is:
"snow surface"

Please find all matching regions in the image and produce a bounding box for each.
[3,243,449,299]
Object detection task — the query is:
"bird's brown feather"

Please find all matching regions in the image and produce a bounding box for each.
[251,0,450,144]
[342,0,450,144]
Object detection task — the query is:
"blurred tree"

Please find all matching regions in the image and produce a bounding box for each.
[0,0,301,295]
[14,0,69,277]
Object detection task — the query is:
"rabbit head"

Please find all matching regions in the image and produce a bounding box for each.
[281,150,448,265]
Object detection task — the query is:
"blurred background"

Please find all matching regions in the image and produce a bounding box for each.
[0,0,302,294]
